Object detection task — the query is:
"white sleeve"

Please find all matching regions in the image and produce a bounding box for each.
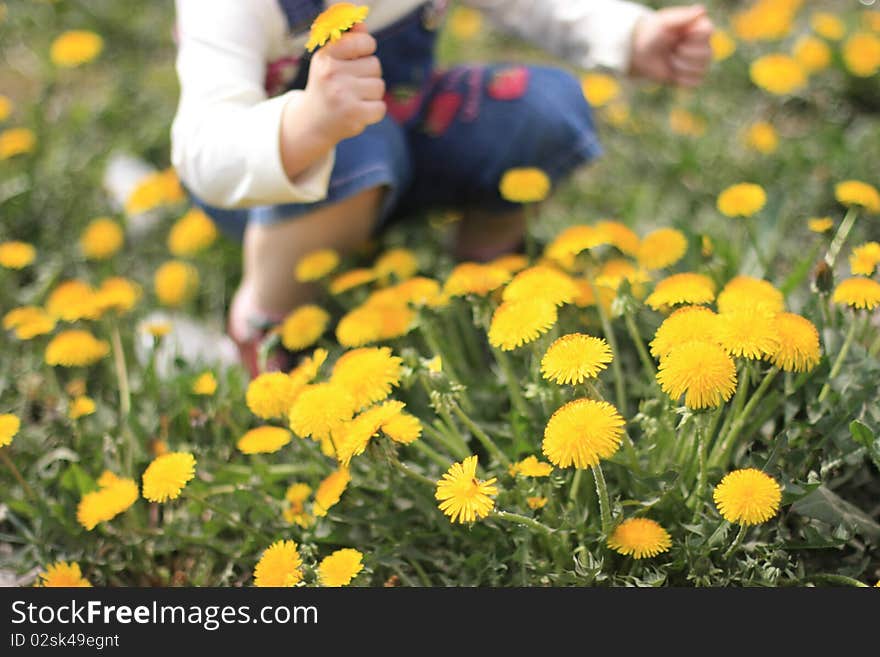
[171,0,335,209]
[463,0,653,73]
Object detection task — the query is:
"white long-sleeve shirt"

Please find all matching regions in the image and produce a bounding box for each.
[171,0,652,209]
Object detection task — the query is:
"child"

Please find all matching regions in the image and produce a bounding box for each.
[171,0,713,376]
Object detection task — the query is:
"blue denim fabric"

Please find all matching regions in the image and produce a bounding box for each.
[194,3,602,240]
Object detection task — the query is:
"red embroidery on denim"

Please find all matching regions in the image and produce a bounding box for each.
[462,67,484,122]
[487,66,530,101]
[424,91,462,136]
[265,55,301,95]
[385,86,425,124]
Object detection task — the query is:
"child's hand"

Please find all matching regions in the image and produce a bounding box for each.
[302,24,387,143]
[629,4,714,88]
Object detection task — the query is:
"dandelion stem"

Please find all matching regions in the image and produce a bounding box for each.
[110,322,136,475]
[623,308,656,380]
[710,367,779,469]
[492,510,554,535]
[802,573,870,588]
[688,417,708,521]
[409,440,452,469]
[588,279,628,417]
[423,419,470,462]
[745,219,770,273]
[592,463,612,535]
[492,347,533,421]
[824,207,858,268]
[389,455,437,488]
[569,468,583,503]
[450,403,511,467]
[723,523,748,560]
[818,317,859,403]
[0,450,35,499]
[183,490,272,543]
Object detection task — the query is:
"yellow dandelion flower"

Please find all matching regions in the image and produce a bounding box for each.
[167,208,218,257]
[669,107,706,137]
[0,127,36,159]
[745,121,778,154]
[717,275,785,314]
[595,220,641,256]
[435,456,498,524]
[808,217,834,233]
[80,217,123,261]
[582,72,620,107]
[716,309,781,360]
[843,32,880,77]
[375,247,418,282]
[289,347,328,386]
[238,426,293,455]
[832,277,880,310]
[314,467,351,517]
[509,455,553,478]
[503,265,577,306]
[0,413,20,448]
[572,278,615,311]
[140,320,172,339]
[0,240,35,269]
[50,30,103,67]
[36,562,91,588]
[285,483,312,505]
[607,518,672,559]
[595,259,649,294]
[253,540,303,587]
[45,280,102,322]
[526,497,548,510]
[295,248,340,282]
[68,396,96,420]
[657,341,737,409]
[335,301,415,347]
[545,224,609,267]
[334,401,405,466]
[94,277,141,316]
[602,100,631,128]
[499,167,551,204]
[650,306,719,358]
[76,472,138,531]
[793,35,831,73]
[488,298,558,351]
[141,452,196,503]
[770,313,820,373]
[154,260,199,307]
[318,548,364,587]
[835,180,880,213]
[645,273,716,310]
[750,54,806,95]
[448,6,483,41]
[191,372,217,396]
[330,267,376,294]
[331,346,402,410]
[289,383,357,441]
[702,235,714,257]
[714,468,781,525]
[850,242,880,276]
[864,11,880,32]
[3,306,56,340]
[542,399,624,469]
[279,304,330,352]
[489,253,529,274]
[125,170,180,215]
[717,183,767,217]
[541,333,612,385]
[45,330,110,367]
[380,410,422,445]
[637,227,688,270]
[368,277,443,308]
[0,95,12,122]
[811,12,845,40]
[306,3,370,52]
[711,29,737,61]
[246,372,303,420]
[444,262,511,297]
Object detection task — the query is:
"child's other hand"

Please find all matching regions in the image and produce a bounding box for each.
[302,24,387,144]
[629,4,714,88]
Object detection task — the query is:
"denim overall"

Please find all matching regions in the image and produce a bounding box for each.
[198,0,602,240]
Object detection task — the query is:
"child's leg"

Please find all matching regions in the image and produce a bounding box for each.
[229,187,384,344]
[455,208,525,261]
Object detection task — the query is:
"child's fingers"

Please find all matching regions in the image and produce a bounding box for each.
[675,42,712,61]
[671,54,709,76]
[346,55,383,79]
[355,77,386,101]
[325,31,377,61]
[682,16,714,41]
[361,100,387,125]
